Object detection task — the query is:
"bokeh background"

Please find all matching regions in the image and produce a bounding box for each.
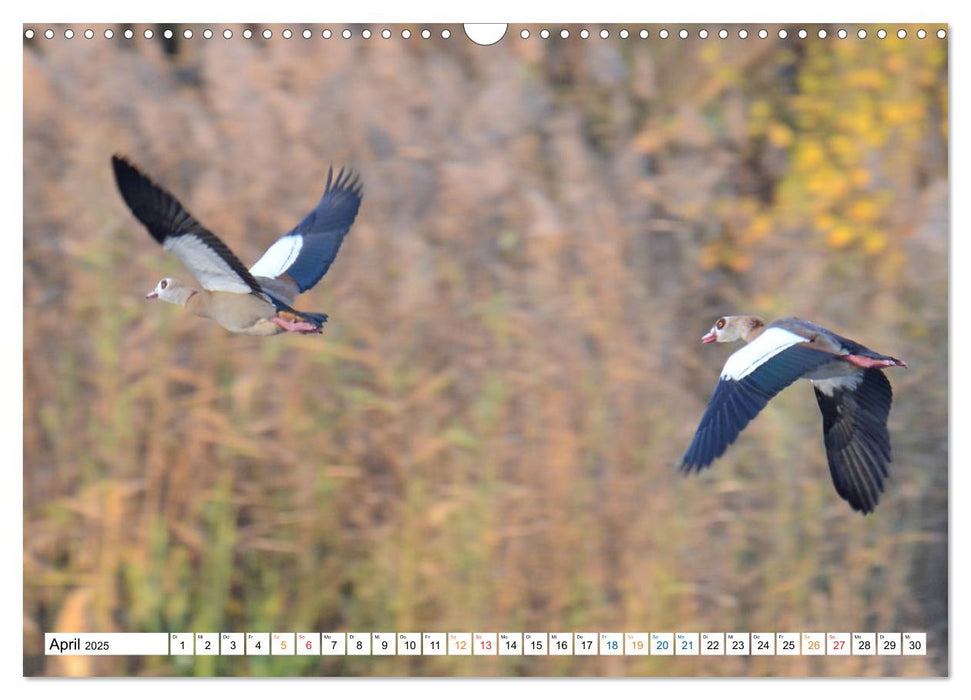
[23,23,948,676]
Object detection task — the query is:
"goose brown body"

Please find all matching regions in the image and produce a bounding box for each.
[184,288,283,336]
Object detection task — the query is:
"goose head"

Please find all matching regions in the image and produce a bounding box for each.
[702,315,766,344]
[146,277,195,305]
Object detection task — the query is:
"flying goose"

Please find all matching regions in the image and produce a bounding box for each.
[681,315,907,513]
[111,155,362,336]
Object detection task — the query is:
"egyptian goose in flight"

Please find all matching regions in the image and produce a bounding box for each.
[682,316,907,514]
[111,155,361,335]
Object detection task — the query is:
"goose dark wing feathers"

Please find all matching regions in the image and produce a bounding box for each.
[250,166,363,303]
[112,155,265,296]
[682,343,834,471]
[814,369,893,514]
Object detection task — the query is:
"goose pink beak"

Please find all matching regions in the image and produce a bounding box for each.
[146,290,158,299]
[702,329,717,344]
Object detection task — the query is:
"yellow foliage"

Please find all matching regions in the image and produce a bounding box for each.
[850,167,871,188]
[795,141,825,170]
[698,245,719,271]
[828,135,858,166]
[749,99,773,122]
[815,214,836,232]
[886,53,906,74]
[863,230,888,254]
[848,198,879,223]
[881,100,924,126]
[743,215,772,243]
[732,33,946,275]
[726,251,752,272]
[767,122,793,148]
[826,226,854,248]
[847,68,888,90]
[806,169,849,202]
[699,43,721,64]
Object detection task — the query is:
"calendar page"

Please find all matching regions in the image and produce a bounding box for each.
[22,15,948,679]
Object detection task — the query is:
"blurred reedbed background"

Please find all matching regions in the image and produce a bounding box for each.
[23,24,947,676]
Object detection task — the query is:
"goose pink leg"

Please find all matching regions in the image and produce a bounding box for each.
[270,316,320,334]
[845,354,908,369]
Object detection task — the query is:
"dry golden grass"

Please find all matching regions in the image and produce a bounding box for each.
[24,24,947,676]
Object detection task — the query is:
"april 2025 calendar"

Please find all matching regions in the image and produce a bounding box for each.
[45,631,928,658]
[23,21,948,678]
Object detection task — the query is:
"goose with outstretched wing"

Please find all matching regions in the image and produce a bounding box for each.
[112,155,361,336]
[682,315,907,514]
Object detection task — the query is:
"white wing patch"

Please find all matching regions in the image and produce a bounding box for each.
[163,236,254,294]
[721,327,807,381]
[249,235,303,280]
[811,374,863,396]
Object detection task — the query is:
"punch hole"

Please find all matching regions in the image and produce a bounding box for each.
[323,29,333,39]
[718,29,728,39]
[124,29,133,39]
[342,29,351,39]
[421,29,430,39]
[203,29,213,39]
[778,29,788,39]
[599,29,608,39]
[817,29,827,39]
[24,29,34,39]
[520,29,529,39]
[916,29,926,39]
[401,29,410,39]
[738,29,748,39]
[877,29,887,39]
[639,29,648,39]
[360,29,370,39]
[263,29,273,39]
[184,29,193,39]
[679,29,688,39]
[699,29,708,39]
[44,28,53,39]
[659,29,668,39]
[284,29,294,39]
[143,29,153,39]
[620,29,629,39]
[937,29,946,39]
[837,29,847,39]
[561,29,570,39]
[104,29,114,39]
[243,29,253,39]
[798,29,807,39]
[541,29,550,39]
[84,28,94,39]
[304,29,313,39]
[897,29,906,39]
[858,29,867,39]
[163,29,173,39]
[382,29,391,39]
[758,29,767,39]
[64,29,74,39]
[581,29,590,39]
[465,24,506,45]
[223,29,233,39]
[441,29,451,39]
